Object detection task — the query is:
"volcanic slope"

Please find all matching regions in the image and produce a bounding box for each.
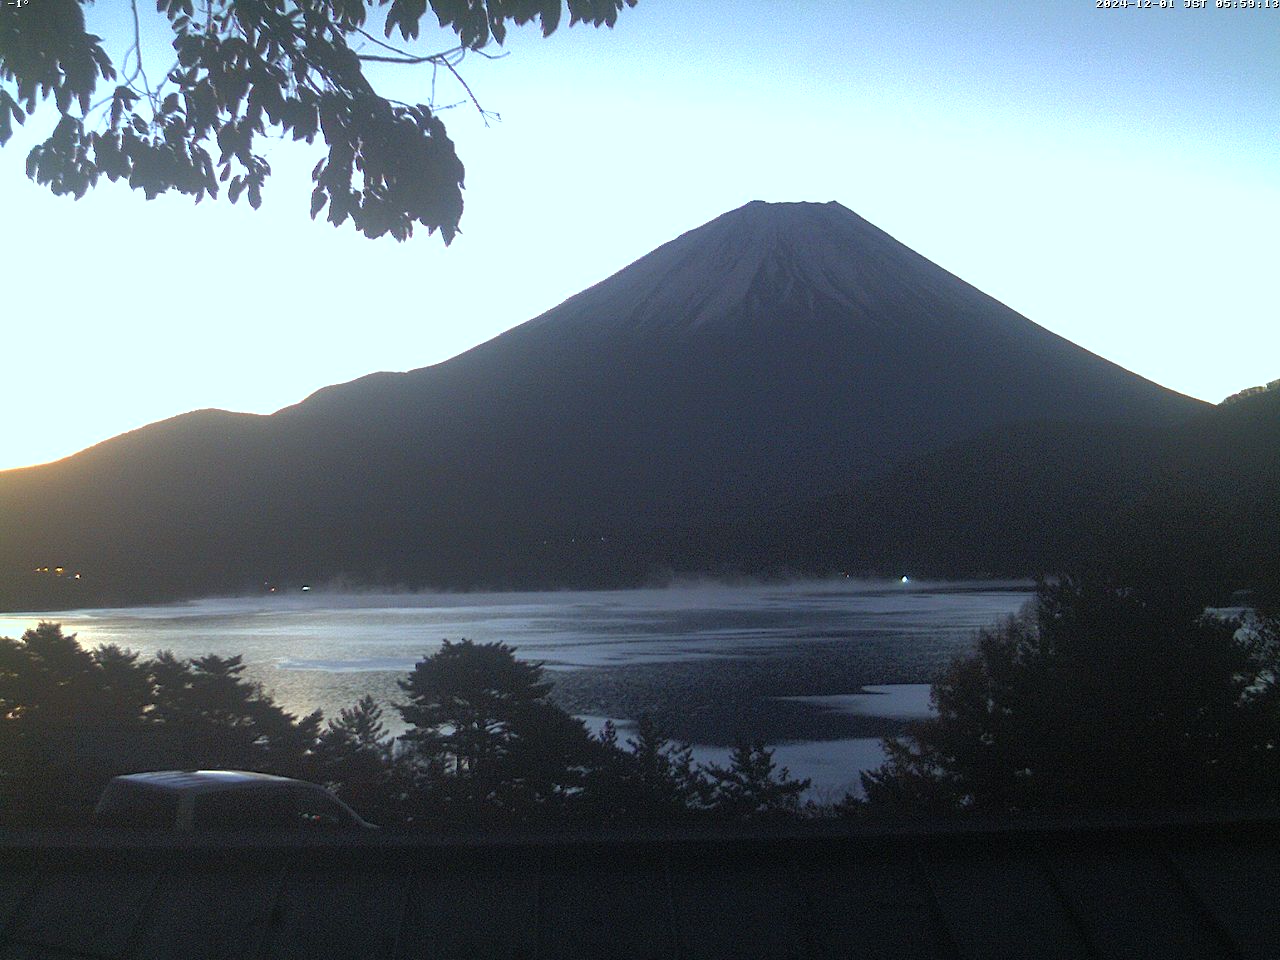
[0,201,1203,604]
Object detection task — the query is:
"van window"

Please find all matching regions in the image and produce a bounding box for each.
[192,789,295,831]
[292,789,358,829]
[94,786,180,829]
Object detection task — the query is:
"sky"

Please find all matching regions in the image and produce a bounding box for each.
[2,0,1277,471]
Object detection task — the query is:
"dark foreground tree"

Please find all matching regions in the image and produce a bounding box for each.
[862,578,1280,813]
[0,623,323,824]
[315,693,409,825]
[579,716,710,823]
[397,639,595,818]
[0,0,636,240]
[396,642,818,826]
[705,742,810,821]
[579,719,819,824]
[0,622,154,822]
[149,650,322,777]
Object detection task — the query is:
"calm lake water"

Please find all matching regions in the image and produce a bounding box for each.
[4,579,1031,798]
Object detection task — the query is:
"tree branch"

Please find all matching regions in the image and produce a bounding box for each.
[129,0,156,112]
[351,29,502,122]
[439,55,494,125]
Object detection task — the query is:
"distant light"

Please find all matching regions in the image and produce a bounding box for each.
[73,572,81,580]
[900,575,910,584]
[301,585,311,592]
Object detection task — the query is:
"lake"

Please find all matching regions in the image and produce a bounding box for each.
[2,579,1032,798]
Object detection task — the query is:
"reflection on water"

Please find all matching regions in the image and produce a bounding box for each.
[3,579,1030,793]
[776,684,935,720]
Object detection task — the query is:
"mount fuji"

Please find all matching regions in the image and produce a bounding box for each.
[0,201,1203,606]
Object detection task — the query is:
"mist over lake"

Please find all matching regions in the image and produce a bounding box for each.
[3,579,1031,797]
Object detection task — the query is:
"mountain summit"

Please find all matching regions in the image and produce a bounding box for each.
[524,200,1026,341]
[1,202,1203,604]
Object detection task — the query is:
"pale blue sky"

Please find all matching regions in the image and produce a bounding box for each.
[3,1,1277,470]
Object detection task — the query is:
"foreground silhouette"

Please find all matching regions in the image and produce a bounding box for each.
[863,577,1280,813]
[2,0,637,240]
[0,629,809,828]
[4,577,1277,830]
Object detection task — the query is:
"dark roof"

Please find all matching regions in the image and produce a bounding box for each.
[1,810,1277,959]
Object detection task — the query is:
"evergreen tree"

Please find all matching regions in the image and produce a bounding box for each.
[316,694,404,825]
[0,622,154,822]
[397,639,592,818]
[579,716,710,823]
[705,742,809,821]
[149,651,322,777]
[862,578,1280,813]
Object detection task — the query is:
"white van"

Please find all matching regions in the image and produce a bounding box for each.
[93,770,377,832]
